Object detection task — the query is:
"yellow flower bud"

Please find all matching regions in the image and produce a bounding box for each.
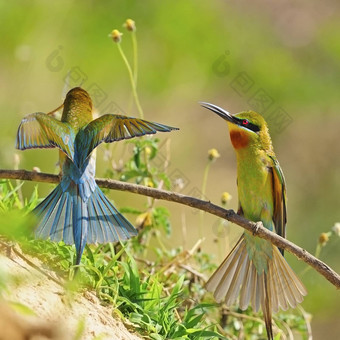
[221,192,232,205]
[145,146,152,156]
[146,179,154,188]
[319,232,329,246]
[110,29,123,43]
[136,212,152,228]
[332,222,340,237]
[124,19,136,32]
[208,148,220,161]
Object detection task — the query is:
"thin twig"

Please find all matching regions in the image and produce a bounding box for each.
[1,169,340,289]
[298,305,313,340]
[178,264,206,280]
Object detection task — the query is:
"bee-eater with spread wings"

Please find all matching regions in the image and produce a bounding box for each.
[16,87,178,266]
[200,102,306,339]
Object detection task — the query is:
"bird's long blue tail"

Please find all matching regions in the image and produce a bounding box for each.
[33,182,137,265]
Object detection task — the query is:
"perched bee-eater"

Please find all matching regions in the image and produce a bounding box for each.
[200,102,307,339]
[16,87,178,266]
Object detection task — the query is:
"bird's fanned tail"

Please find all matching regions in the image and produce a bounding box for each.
[205,235,307,339]
[87,186,138,243]
[34,182,137,265]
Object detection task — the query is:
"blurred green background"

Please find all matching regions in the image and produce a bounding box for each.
[0,0,339,338]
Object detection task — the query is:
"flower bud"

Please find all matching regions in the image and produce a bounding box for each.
[319,232,329,246]
[208,148,220,161]
[221,192,232,205]
[110,29,123,43]
[146,179,154,188]
[136,212,152,228]
[124,19,136,32]
[332,222,340,237]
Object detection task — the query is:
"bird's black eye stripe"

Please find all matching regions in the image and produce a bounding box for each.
[236,118,260,132]
[248,123,260,132]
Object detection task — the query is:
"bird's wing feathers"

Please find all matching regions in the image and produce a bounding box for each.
[236,178,244,216]
[269,155,287,243]
[16,112,74,161]
[77,114,178,164]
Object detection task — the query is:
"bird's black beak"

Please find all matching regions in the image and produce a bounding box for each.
[199,102,237,124]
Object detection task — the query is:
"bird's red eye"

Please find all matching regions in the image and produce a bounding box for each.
[242,119,249,125]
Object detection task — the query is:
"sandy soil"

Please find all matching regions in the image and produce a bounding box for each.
[0,244,142,340]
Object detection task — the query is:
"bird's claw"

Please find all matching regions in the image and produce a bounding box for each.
[253,222,262,235]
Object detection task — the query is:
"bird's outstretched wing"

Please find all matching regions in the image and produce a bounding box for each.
[76,114,178,165]
[269,155,287,254]
[16,112,74,161]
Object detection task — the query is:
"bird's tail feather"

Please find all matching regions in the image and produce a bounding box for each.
[73,189,88,265]
[34,183,137,264]
[34,184,73,243]
[206,235,307,339]
[87,187,137,243]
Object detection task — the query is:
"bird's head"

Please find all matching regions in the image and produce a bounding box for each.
[62,87,93,124]
[65,87,92,107]
[200,102,273,152]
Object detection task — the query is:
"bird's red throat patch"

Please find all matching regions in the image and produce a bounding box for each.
[229,130,249,149]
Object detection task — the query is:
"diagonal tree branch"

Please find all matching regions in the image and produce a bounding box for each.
[0,168,339,289]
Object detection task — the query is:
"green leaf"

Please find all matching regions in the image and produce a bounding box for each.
[120,170,143,181]
[119,207,142,215]
[73,316,86,340]
[0,211,35,240]
[8,301,36,316]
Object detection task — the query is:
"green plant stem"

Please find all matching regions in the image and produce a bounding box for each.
[14,156,24,207]
[127,32,138,113]
[201,162,211,201]
[217,221,223,261]
[315,244,322,259]
[109,243,115,258]
[142,231,151,258]
[154,230,167,253]
[116,43,144,119]
[132,32,138,85]
[199,161,212,238]
[7,180,23,210]
[301,235,330,277]
[217,204,230,261]
[143,147,150,178]
[297,305,313,340]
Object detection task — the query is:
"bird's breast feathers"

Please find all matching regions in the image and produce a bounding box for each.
[237,153,274,222]
[229,129,250,149]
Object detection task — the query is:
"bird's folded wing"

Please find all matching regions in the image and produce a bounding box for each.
[16,112,74,161]
[269,155,287,245]
[76,114,178,165]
